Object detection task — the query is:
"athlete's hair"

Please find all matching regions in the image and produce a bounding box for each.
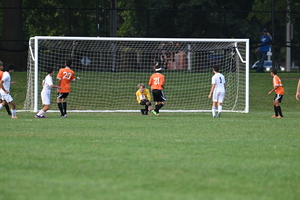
[47,67,54,74]
[4,63,15,72]
[0,61,3,66]
[271,68,277,75]
[66,59,72,67]
[213,65,220,72]
[137,83,145,88]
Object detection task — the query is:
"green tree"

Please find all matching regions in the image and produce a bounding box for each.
[0,0,26,71]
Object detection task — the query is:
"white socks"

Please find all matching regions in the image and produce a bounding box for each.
[37,110,45,116]
[11,109,16,118]
[212,107,216,117]
[218,105,222,113]
[212,105,222,117]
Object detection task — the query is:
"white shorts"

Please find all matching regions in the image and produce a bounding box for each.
[41,91,51,105]
[212,91,225,103]
[0,91,13,103]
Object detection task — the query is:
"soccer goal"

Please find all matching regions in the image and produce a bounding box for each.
[24,37,249,113]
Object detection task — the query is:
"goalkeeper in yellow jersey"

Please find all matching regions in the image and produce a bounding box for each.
[136,83,152,115]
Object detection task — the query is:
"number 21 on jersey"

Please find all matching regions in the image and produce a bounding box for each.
[154,77,160,85]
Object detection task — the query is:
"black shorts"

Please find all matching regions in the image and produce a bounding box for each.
[57,93,69,99]
[273,94,283,103]
[152,89,166,102]
[140,99,151,106]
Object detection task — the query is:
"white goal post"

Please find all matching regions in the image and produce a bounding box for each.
[24,37,249,113]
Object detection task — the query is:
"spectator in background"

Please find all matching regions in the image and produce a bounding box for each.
[255,28,272,73]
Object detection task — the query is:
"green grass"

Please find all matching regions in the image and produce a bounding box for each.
[1,71,300,200]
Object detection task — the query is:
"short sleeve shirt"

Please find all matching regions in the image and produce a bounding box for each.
[212,73,226,93]
[57,67,75,93]
[42,75,53,92]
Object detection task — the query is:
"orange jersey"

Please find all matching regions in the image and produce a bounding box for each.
[273,75,284,95]
[57,67,75,93]
[0,71,3,80]
[148,73,165,90]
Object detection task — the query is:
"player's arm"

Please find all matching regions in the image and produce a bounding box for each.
[50,84,61,89]
[0,79,9,94]
[296,79,300,100]
[268,86,278,95]
[136,91,141,104]
[57,78,62,92]
[208,84,215,99]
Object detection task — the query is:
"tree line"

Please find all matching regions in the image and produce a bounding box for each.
[0,0,299,71]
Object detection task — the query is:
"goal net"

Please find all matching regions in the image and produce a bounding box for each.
[24,37,249,113]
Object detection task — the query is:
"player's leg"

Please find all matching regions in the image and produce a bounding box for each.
[8,100,17,118]
[272,94,283,117]
[154,90,166,114]
[57,93,64,117]
[61,93,69,117]
[212,101,217,117]
[36,92,50,118]
[62,99,67,117]
[151,90,159,116]
[217,92,225,117]
[0,93,17,118]
[212,91,218,117]
[0,99,12,115]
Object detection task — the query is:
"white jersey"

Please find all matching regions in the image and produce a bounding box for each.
[211,72,226,93]
[40,75,54,105]
[0,72,13,103]
[211,72,226,103]
[42,75,54,93]
[1,71,11,92]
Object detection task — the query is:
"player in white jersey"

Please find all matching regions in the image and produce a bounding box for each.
[35,67,61,118]
[0,64,17,118]
[208,65,226,117]
[0,61,12,115]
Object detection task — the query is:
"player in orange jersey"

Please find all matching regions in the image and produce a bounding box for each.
[148,63,166,116]
[268,68,284,118]
[56,59,76,118]
[0,61,12,115]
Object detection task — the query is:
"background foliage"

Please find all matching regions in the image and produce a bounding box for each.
[0,0,300,70]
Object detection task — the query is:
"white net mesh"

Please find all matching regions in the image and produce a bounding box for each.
[24,37,248,112]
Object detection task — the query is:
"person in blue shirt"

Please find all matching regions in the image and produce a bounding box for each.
[255,28,272,73]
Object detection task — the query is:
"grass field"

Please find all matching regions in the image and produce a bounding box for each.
[0,71,300,200]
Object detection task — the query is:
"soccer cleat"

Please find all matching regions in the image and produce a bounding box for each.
[217,112,221,118]
[12,116,18,119]
[213,116,216,118]
[152,110,159,116]
[277,116,283,118]
[271,115,278,118]
[35,115,48,118]
[60,115,67,118]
